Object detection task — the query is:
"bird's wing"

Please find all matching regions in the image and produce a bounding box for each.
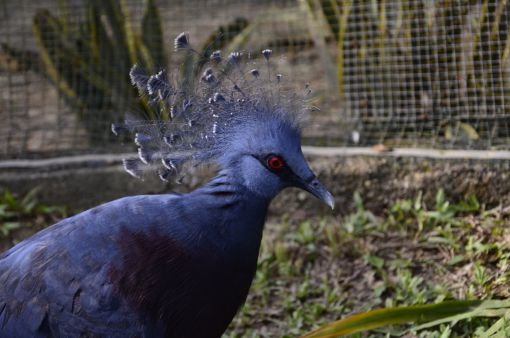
[0,194,184,337]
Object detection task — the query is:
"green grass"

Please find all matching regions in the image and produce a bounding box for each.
[225,190,510,337]
[0,189,67,252]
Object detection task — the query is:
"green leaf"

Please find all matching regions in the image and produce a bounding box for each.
[300,300,481,338]
[365,255,384,270]
[91,0,130,66]
[452,194,480,213]
[32,10,83,107]
[0,222,23,237]
[56,0,69,37]
[119,0,137,65]
[412,300,510,331]
[3,190,18,210]
[337,0,352,103]
[35,205,66,216]
[320,0,340,40]
[179,17,252,98]
[141,0,167,71]
[199,17,249,56]
[478,310,510,338]
[447,255,465,266]
[0,205,16,220]
[34,11,112,117]
[20,187,41,213]
[435,189,446,210]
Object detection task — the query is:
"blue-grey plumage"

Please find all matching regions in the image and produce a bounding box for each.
[0,188,266,337]
[0,33,334,337]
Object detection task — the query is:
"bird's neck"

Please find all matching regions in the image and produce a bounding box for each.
[203,168,274,205]
[196,170,271,248]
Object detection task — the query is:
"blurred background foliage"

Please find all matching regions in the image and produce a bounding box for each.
[303,0,510,147]
[3,0,168,143]
[3,0,510,155]
[2,1,510,156]
[2,0,252,144]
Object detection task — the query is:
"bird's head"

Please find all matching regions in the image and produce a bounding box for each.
[219,114,334,208]
[115,32,333,209]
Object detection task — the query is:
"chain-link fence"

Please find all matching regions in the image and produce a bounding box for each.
[1,0,510,159]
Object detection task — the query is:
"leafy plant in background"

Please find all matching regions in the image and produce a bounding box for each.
[0,188,66,238]
[176,17,251,99]
[387,189,480,235]
[3,0,166,144]
[342,191,379,235]
[2,0,252,144]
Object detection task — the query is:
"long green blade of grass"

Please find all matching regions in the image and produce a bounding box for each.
[300,300,481,338]
[413,300,510,331]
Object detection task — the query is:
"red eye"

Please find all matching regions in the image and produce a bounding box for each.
[267,155,284,171]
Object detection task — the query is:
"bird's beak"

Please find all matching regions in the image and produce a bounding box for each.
[300,177,335,210]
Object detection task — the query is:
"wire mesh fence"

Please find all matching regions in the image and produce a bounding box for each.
[340,0,510,149]
[1,0,510,159]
